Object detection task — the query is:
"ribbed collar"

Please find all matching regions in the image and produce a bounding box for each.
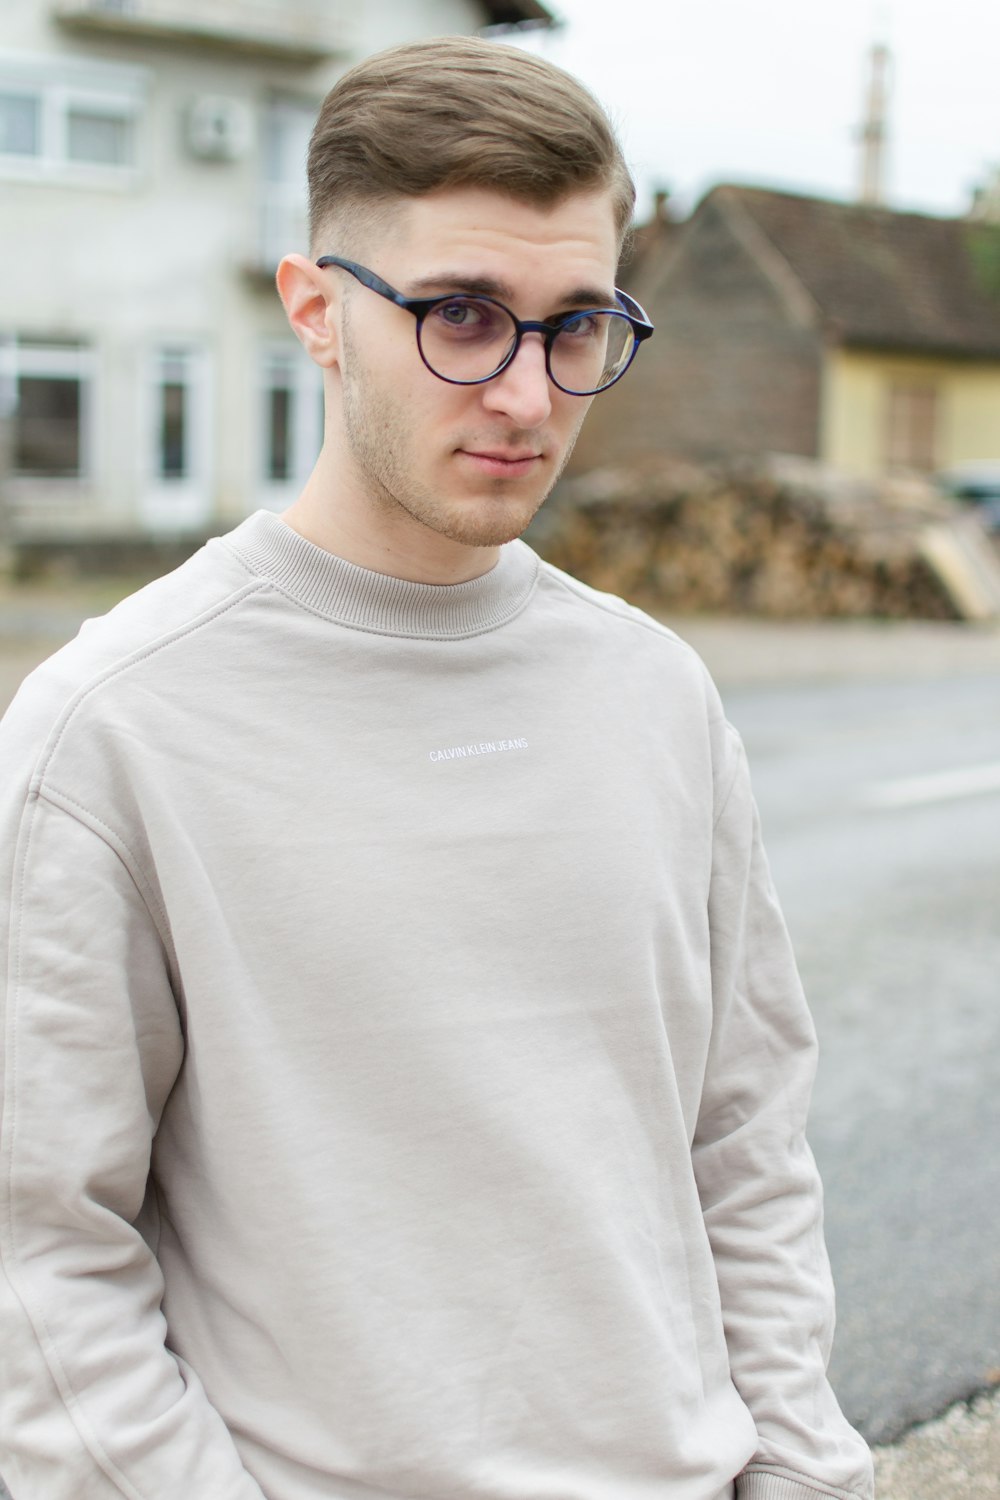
[222,510,540,640]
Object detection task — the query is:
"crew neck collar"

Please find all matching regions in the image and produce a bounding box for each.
[222,510,540,640]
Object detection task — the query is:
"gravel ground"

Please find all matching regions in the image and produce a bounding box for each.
[874,1385,1000,1499]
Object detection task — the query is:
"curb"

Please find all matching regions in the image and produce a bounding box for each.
[872,1384,1000,1499]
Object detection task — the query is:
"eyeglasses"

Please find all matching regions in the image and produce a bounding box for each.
[315,254,654,396]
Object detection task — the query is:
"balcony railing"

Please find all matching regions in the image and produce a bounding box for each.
[53,0,347,63]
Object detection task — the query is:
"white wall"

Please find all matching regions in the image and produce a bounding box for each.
[0,0,493,540]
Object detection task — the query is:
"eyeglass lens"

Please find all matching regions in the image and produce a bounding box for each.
[417,299,635,395]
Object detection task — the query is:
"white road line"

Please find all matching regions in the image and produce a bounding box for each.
[863,761,1000,809]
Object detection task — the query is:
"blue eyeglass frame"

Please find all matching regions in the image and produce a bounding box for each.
[315,253,654,395]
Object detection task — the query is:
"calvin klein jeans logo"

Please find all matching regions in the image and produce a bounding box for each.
[429,738,528,763]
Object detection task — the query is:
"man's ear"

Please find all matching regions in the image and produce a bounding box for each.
[276,254,341,368]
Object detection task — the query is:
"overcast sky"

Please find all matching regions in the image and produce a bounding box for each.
[510,0,999,223]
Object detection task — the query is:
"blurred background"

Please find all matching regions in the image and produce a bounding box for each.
[1,2,998,1497]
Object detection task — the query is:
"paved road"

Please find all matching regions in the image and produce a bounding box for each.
[719,669,1000,1445]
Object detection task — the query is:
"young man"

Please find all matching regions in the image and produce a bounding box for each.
[0,36,873,1500]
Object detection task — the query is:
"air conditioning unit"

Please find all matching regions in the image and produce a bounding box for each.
[184,96,252,163]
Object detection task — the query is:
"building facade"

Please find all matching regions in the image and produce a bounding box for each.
[0,0,549,546]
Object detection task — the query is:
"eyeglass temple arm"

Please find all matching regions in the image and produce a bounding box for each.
[614,287,655,341]
[315,255,410,310]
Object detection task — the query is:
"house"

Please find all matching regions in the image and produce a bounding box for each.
[0,0,551,548]
[573,184,1000,480]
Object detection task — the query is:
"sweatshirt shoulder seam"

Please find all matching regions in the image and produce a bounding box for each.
[30,580,269,793]
[539,563,695,652]
[33,784,177,966]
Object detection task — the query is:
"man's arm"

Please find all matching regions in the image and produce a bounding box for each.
[0,792,266,1500]
[693,725,874,1500]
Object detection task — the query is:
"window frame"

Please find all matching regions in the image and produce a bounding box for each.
[140,342,213,532]
[0,336,95,483]
[258,342,323,509]
[0,53,147,187]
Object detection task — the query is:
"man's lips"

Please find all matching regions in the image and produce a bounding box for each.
[457,448,544,477]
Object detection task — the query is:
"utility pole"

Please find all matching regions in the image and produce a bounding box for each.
[858,42,890,206]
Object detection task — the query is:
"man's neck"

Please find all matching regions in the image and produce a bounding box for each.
[281,457,502,587]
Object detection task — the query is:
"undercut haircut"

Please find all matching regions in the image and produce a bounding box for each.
[307,35,635,255]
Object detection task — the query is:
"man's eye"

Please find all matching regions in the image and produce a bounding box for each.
[438,301,478,325]
[559,313,602,338]
[433,299,495,329]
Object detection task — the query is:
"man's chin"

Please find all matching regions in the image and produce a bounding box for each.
[424,488,551,549]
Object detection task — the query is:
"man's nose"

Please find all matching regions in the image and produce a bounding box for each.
[480,333,553,428]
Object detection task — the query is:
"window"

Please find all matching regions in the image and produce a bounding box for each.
[0,55,146,183]
[267,383,292,481]
[0,91,39,156]
[67,105,133,167]
[259,346,323,502]
[2,338,93,480]
[154,349,197,483]
[886,384,938,472]
[17,374,81,474]
[141,344,212,530]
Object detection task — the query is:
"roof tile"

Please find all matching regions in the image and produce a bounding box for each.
[715,185,1000,358]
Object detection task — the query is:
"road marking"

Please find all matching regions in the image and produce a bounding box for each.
[863,761,1000,809]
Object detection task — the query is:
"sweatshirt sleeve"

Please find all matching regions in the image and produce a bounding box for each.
[0,791,267,1500]
[693,723,874,1500]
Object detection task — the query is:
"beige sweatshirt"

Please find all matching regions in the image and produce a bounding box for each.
[0,511,873,1500]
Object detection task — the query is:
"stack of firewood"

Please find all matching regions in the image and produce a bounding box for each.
[527,455,1000,620]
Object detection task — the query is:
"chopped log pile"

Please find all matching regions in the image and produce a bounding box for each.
[527,455,1000,621]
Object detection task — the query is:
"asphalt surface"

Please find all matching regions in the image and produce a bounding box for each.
[719,670,1000,1439]
[676,614,1000,1496]
[2,597,999,1498]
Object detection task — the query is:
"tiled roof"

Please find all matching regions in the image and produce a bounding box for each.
[713,185,1000,358]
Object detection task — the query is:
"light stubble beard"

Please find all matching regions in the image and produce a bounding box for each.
[339,330,587,551]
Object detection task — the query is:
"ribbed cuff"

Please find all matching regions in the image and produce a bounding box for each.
[738,1470,863,1500]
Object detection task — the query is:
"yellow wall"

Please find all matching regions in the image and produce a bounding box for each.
[820,347,1000,475]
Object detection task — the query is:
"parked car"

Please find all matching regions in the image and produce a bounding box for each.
[936,463,1000,533]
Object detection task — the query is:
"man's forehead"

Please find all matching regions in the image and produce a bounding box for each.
[378,185,620,301]
[397,185,618,245]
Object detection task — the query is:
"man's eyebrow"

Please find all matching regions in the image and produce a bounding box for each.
[558,284,620,310]
[405,272,618,309]
[406,272,514,299]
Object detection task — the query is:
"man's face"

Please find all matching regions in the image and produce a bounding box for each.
[329,186,620,551]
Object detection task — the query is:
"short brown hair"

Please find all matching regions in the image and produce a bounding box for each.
[307,35,635,252]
